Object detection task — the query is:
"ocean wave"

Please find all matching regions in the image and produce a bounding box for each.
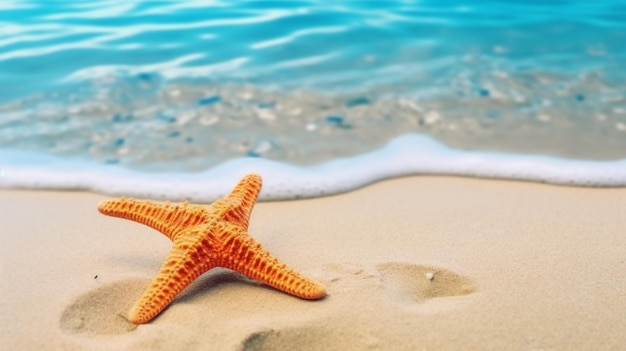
[1,134,625,202]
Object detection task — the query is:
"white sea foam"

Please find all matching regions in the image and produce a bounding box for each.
[1,134,625,202]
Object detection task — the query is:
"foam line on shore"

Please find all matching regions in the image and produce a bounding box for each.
[1,134,625,202]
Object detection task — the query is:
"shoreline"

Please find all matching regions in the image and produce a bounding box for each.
[2,176,625,350]
[3,134,626,203]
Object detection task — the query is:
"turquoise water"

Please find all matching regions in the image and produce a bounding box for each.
[1,1,625,198]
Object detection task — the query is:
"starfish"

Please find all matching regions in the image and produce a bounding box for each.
[97,173,326,324]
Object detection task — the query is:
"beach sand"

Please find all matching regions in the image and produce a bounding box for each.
[1,176,625,350]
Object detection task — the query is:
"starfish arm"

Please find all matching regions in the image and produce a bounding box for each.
[98,198,207,240]
[129,244,216,324]
[212,173,262,228]
[221,233,326,300]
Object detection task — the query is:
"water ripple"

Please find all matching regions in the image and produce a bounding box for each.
[2,0,625,102]
[1,0,626,166]
[251,25,348,50]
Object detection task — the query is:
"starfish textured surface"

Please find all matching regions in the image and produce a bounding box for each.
[97,173,326,324]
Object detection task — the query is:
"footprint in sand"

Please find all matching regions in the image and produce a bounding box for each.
[376,262,477,307]
[239,326,378,351]
[236,262,476,351]
[60,278,149,335]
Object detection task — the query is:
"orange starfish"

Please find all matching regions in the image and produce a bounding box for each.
[97,173,326,324]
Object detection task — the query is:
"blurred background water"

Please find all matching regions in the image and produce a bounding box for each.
[1,0,625,172]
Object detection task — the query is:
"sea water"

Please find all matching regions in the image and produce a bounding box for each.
[1,1,625,201]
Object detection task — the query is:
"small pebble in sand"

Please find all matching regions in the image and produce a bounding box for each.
[198,95,221,105]
[424,111,440,124]
[537,114,551,122]
[426,272,434,281]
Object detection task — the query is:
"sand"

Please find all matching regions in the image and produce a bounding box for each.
[1,176,625,350]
